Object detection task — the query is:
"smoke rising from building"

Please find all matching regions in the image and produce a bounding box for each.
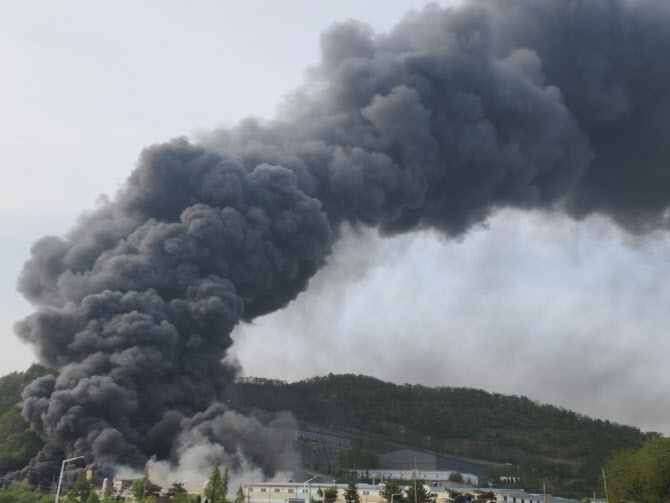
[9,0,670,485]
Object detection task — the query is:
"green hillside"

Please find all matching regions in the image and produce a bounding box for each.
[0,364,52,473]
[228,374,655,497]
[0,368,657,499]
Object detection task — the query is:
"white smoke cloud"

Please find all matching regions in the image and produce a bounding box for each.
[114,404,299,493]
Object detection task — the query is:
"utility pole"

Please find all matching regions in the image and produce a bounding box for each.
[54,456,84,503]
[413,459,418,503]
[142,463,150,501]
[543,482,546,503]
[601,467,609,503]
[304,476,317,503]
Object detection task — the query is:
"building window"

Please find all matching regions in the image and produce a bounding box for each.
[261,489,267,493]
[275,489,280,493]
[288,489,294,493]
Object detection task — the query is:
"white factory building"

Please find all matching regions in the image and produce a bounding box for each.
[352,469,480,486]
[242,482,584,503]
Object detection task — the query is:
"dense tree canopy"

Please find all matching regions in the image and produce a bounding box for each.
[606,436,670,503]
[0,365,53,473]
[339,449,378,470]
[0,486,53,503]
[231,374,651,462]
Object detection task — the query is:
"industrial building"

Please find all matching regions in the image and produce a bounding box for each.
[242,482,584,503]
[104,478,588,503]
[352,469,480,486]
[376,449,489,485]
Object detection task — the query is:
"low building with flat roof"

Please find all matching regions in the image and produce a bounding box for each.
[243,482,585,503]
[379,449,489,483]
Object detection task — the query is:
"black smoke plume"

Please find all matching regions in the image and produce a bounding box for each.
[9,0,670,486]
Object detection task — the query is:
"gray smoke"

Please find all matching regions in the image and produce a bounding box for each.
[10,0,670,485]
[170,404,300,476]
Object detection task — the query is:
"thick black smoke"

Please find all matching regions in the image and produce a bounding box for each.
[10,0,670,486]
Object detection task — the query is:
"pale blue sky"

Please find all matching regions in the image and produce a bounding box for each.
[2,0,669,435]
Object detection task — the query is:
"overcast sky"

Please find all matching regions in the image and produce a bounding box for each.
[2,0,669,436]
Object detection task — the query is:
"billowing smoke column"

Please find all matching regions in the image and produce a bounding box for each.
[10,0,670,485]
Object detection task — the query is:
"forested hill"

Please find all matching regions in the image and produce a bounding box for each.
[0,368,656,497]
[0,364,52,473]
[226,374,654,495]
[228,374,649,459]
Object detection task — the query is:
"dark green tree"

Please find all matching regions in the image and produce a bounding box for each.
[448,473,463,484]
[100,482,112,503]
[222,467,230,501]
[204,460,228,503]
[73,474,94,502]
[344,481,361,503]
[323,486,339,503]
[86,491,101,503]
[133,468,162,502]
[235,486,245,503]
[383,480,405,503]
[475,492,495,503]
[164,482,188,503]
[0,486,54,503]
[339,449,379,470]
[448,491,465,503]
[405,484,434,503]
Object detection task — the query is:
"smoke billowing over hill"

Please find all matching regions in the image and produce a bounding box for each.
[8,0,670,486]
